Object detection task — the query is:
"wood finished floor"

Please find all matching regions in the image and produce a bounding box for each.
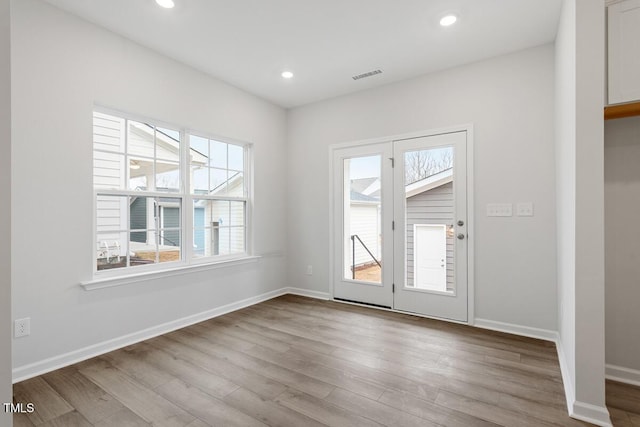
[11,295,637,426]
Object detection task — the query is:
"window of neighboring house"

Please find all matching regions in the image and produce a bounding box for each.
[93,110,250,275]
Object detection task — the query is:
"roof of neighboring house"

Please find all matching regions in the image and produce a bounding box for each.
[351,177,381,199]
[406,168,453,198]
[350,190,379,203]
[351,177,377,194]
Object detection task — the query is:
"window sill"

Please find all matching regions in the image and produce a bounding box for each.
[80,255,261,291]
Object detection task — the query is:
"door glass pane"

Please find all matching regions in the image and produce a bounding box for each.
[404,146,454,293]
[343,155,382,283]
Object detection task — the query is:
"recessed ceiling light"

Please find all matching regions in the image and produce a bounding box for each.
[440,14,457,27]
[156,0,175,9]
[281,71,294,79]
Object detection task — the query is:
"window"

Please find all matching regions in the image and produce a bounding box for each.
[93,110,250,275]
[189,134,247,258]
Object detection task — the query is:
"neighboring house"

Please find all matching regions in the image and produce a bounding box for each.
[349,168,454,293]
[405,168,454,292]
[193,172,245,257]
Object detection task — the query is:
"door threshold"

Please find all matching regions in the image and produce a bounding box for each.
[333,298,468,325]
[333,297,391,310]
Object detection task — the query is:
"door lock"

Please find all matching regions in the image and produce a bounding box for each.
[457,233,465,240]
[457,220,464,226]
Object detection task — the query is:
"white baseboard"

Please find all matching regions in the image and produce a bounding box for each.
[12,287,289,383]
[473,318,557,342]
[570,401,613,427]
[284,287,331,300]
[606,364,640,387]
[556,337,613,427]
[555,337,575,414]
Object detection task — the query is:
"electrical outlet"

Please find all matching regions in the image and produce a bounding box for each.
[14,318,30,338]
[516,202,534,217]
[306,265,313,275]
[486,203,513,217]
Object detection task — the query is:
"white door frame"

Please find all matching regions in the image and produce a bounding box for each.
[328,124,475,324]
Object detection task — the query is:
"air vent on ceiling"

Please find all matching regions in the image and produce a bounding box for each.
[352,69,383,81]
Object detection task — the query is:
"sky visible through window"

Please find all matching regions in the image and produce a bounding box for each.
[349,147,453,181]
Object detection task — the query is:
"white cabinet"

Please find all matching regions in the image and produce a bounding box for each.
[608,0,640,105]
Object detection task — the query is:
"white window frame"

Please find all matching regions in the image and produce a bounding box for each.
[91,107,253,282]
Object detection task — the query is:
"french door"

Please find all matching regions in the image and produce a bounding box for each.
[332,130,469,322]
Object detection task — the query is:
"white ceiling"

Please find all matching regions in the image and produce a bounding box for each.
[41,0,562,108]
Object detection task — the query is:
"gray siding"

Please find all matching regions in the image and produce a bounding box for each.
[161,207,180,247]
[406,182,454,291]
[130,197,147,243]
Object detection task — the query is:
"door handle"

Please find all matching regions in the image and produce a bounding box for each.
[457,233,465,240]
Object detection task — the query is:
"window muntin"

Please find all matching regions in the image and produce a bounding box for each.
[93,110,250,276]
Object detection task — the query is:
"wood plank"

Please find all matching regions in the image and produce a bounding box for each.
[12,413,36,427]
[437,355,564,393]
[146,335,287,400]
[257,300,526,362]
[497,393,591,426]
[281,295,557,356]
[285,346,441,402]
[155,379,268,427]
[434,390,558,427]
[38,411,92,427]
[168,329,335,399]
[223,387,328,427]
[125,341,239,399]
[378,389,500,427]
[102,345,175,389]
[243,342,387,400]
[93,408,151,427]
[78,358,195,427]
[324,387,439,427]
[605,101,640,120]
[205,317,292,353]
[606,380,640,415]
[221,311,338,355]
[12,377,73,425]
[42,365,126,424]
[608,407,634,427]
[240,305,454,364]
[275,389,383,427]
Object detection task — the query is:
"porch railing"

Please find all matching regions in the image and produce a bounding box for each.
[351,234,382,279]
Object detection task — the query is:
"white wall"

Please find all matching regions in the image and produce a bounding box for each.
[0,0,12,424]
[11,0,287,378]
[555,0,577,408]
[287,44,558,332]
[574,0,606,416]
[555,0,609,424]
[604,116,640,374]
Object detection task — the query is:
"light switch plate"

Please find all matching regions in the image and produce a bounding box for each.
[487,203,513,217]
[516,202,534,217]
